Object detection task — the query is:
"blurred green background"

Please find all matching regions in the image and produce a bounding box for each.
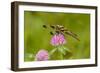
[24,11,90,62]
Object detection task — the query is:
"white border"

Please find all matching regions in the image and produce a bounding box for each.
[18,5,96,68]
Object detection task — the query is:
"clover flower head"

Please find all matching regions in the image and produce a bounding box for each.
[51,33,66,46]
[35,49,49,61]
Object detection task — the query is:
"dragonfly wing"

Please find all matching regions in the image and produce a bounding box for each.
[50,31,54,35]
[43,25,47,28]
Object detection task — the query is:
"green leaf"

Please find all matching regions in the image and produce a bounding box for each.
[62,46,71,53]
[57,46,66,55]
[50,48,57,55]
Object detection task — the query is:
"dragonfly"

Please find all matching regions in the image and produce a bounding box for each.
[43,24,80,41]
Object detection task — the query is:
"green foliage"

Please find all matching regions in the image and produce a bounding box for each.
[24,11,90,62]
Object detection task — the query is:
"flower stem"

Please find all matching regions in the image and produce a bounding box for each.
[60,53,64,60]
[56,46,64,60]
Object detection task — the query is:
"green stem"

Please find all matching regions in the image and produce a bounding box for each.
[56,46,64,60]
[60,53,64,60]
